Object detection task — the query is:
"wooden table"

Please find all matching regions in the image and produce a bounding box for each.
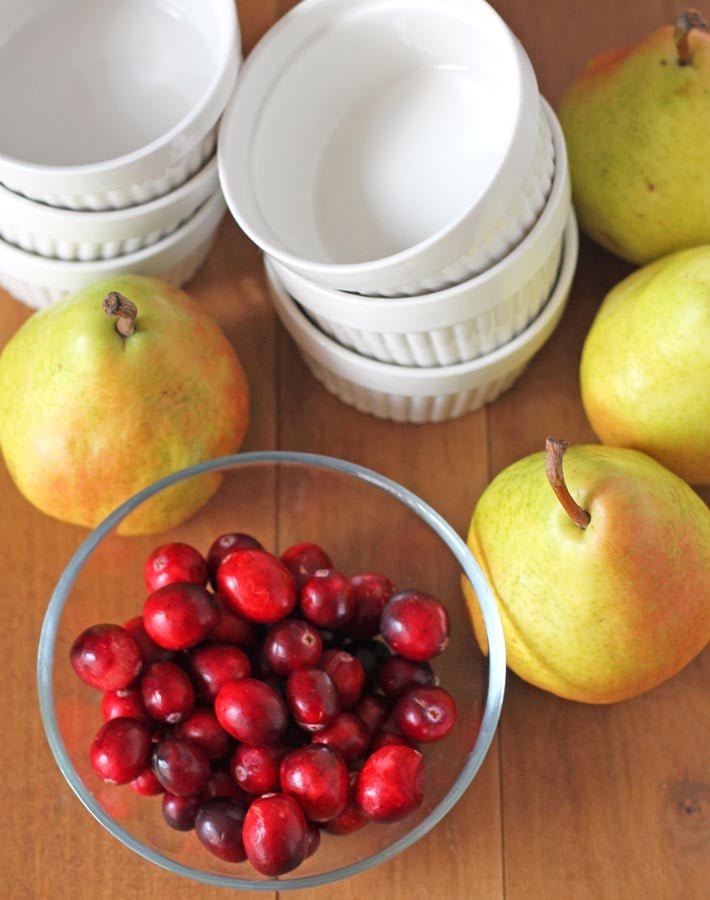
[2,1,708,898]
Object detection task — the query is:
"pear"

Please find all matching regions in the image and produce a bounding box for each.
[0,276,249,535]
[580,245,710,485]
[462,438,710,704]
[558,10,710,264]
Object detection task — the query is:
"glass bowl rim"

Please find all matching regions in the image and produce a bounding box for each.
[37,449,506,891]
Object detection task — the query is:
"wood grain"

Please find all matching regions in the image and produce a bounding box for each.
[1,1,708,899]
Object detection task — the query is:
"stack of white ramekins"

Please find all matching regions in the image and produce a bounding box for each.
[0,0,240,309]
[219,0,578,424]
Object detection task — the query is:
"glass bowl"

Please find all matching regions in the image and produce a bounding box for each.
[37,451,505,891]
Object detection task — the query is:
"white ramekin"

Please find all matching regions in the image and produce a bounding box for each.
[265,101,569,367]
[219,0,542,295]
[0,156,219,262]
[0,190,226,309]
[267,214,578,424]
[0,0,239,210]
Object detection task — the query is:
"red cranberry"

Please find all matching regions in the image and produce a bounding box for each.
[393,686,457,742]
[319,649,365,709]
[202,767,251,804]
[370,731,418,752]
[123,616,174,665]
[215,678,288,744]
[305,822,321,858]
[129,767,165,796]
[321,796,369,835]
[217,549,297,623]
[242,793,309,876]
[300,570,355,629]
[354,745,425,823]
[189,643,251,702]
[263,618,323,675]
[70,624,142,691]
[230,744,282,794]
[152,738,210,796]
[353,693,390,734]
[280,542,333,589]
[90,717,152,784]
[101,687,150,724]
[280,745,349,822]
[141,661,195,723]
[311,712,371,763]
[143,583,218,650]
[352,640,391,685]
[163,792,202,831]
[347,573,397,639]
[173,707,232,760]
[380,590,449,661]
[206,532,263,585]
[144,542,208,593]
[209,594,260,648]
[286,668,340,732]
[376,656,435,699]
[195,797,248,862]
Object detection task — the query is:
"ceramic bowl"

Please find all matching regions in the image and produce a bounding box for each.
[219,0,544,295]
[267,100,568,367]
[267,214,578,423]
[38,451,505,890]
[0,0,239,210]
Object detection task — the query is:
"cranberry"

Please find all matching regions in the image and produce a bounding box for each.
[321,796,369,835]
[353,693,390,734]
[355,745,425,823]
[286,668,340,732]
[311,712,371,763]
[347,573,397,639]
[206,532,263,585]
[143,583,218,650]
[141,661,195,723]
[173,707,232,760]
[209,594,259,648]
[393,686,457,742]
[189,643,251,702]
[352,640,391,685]
[280,745,349,822]
[163,792,202,831]
[319,649,365,709]
[129,767,165,796]
[215,678,288,744]
[70,624,142,691]
[370,731,418,752]
[305,822,321,858]
[376,656,435,699]
[101,687,150,724]
[217,549,297,623]
[144,542,208,593]
[263,618,323,675]
[123,616,174,665]
[152,738,210,796]
[230,744,282,794]
[280,542,333,589]
[380,590,449,661]
[195,797,248,862]
[202,767,251,804]
[300,570,355,629]
[242,793,309,876]
[90,717,152,784]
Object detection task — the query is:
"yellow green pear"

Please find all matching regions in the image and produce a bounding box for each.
[580,245,710,484]
[0,276,250,534]
[462,439,710,704]
[558,11,710,264]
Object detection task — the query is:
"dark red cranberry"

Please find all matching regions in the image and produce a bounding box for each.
[230,744,282,794]
[319,649,365,710]
[195,797,248,862]
[305,822,321,858]
[286,668,340,732]
[206,532,263,586]
[101,687,150,724]
[242,793,309,876]
[70,624,142,691]
[189,643,251,702]
[90,717,152,784]
[321,796,369,835]
[263,618,323,675]
[209,594,260,648]
[163,792,202,831]
[141,661,195,723]
[311,712,371,763]
[152,738,210,796]
[215,678,288,744]
[280,542,333,589]
[217,549,297,623]
[393,686,457,742]
[370,730,418,752]
[380,590,450,661]
[353,693,390,734]
[144,542,208,593]
[347,573,397,639]
[352,640,391,685]
[376,656,435,699]
[280,745,349,822]
[300,570,355,629]
[202,767,251,805]
[354,745,425,822]
[173,707,232,760]
[123,616,174,665]
[129,766,165,796]
[143,583,218,650]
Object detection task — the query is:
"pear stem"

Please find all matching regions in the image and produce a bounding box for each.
[103,292,137,338]
[674,9,708,66]
[545,437,591,530]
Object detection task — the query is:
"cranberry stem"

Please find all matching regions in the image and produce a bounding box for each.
[103,291,138,338]
[544,437,590,530]
[674,9,708,66]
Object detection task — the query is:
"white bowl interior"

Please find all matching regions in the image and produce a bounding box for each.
[234,0,522,265]
[0,0,228,167]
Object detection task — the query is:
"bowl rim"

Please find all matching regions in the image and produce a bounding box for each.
[37,450,506,891]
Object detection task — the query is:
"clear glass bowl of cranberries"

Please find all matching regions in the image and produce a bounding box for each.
[38,451,505,890]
